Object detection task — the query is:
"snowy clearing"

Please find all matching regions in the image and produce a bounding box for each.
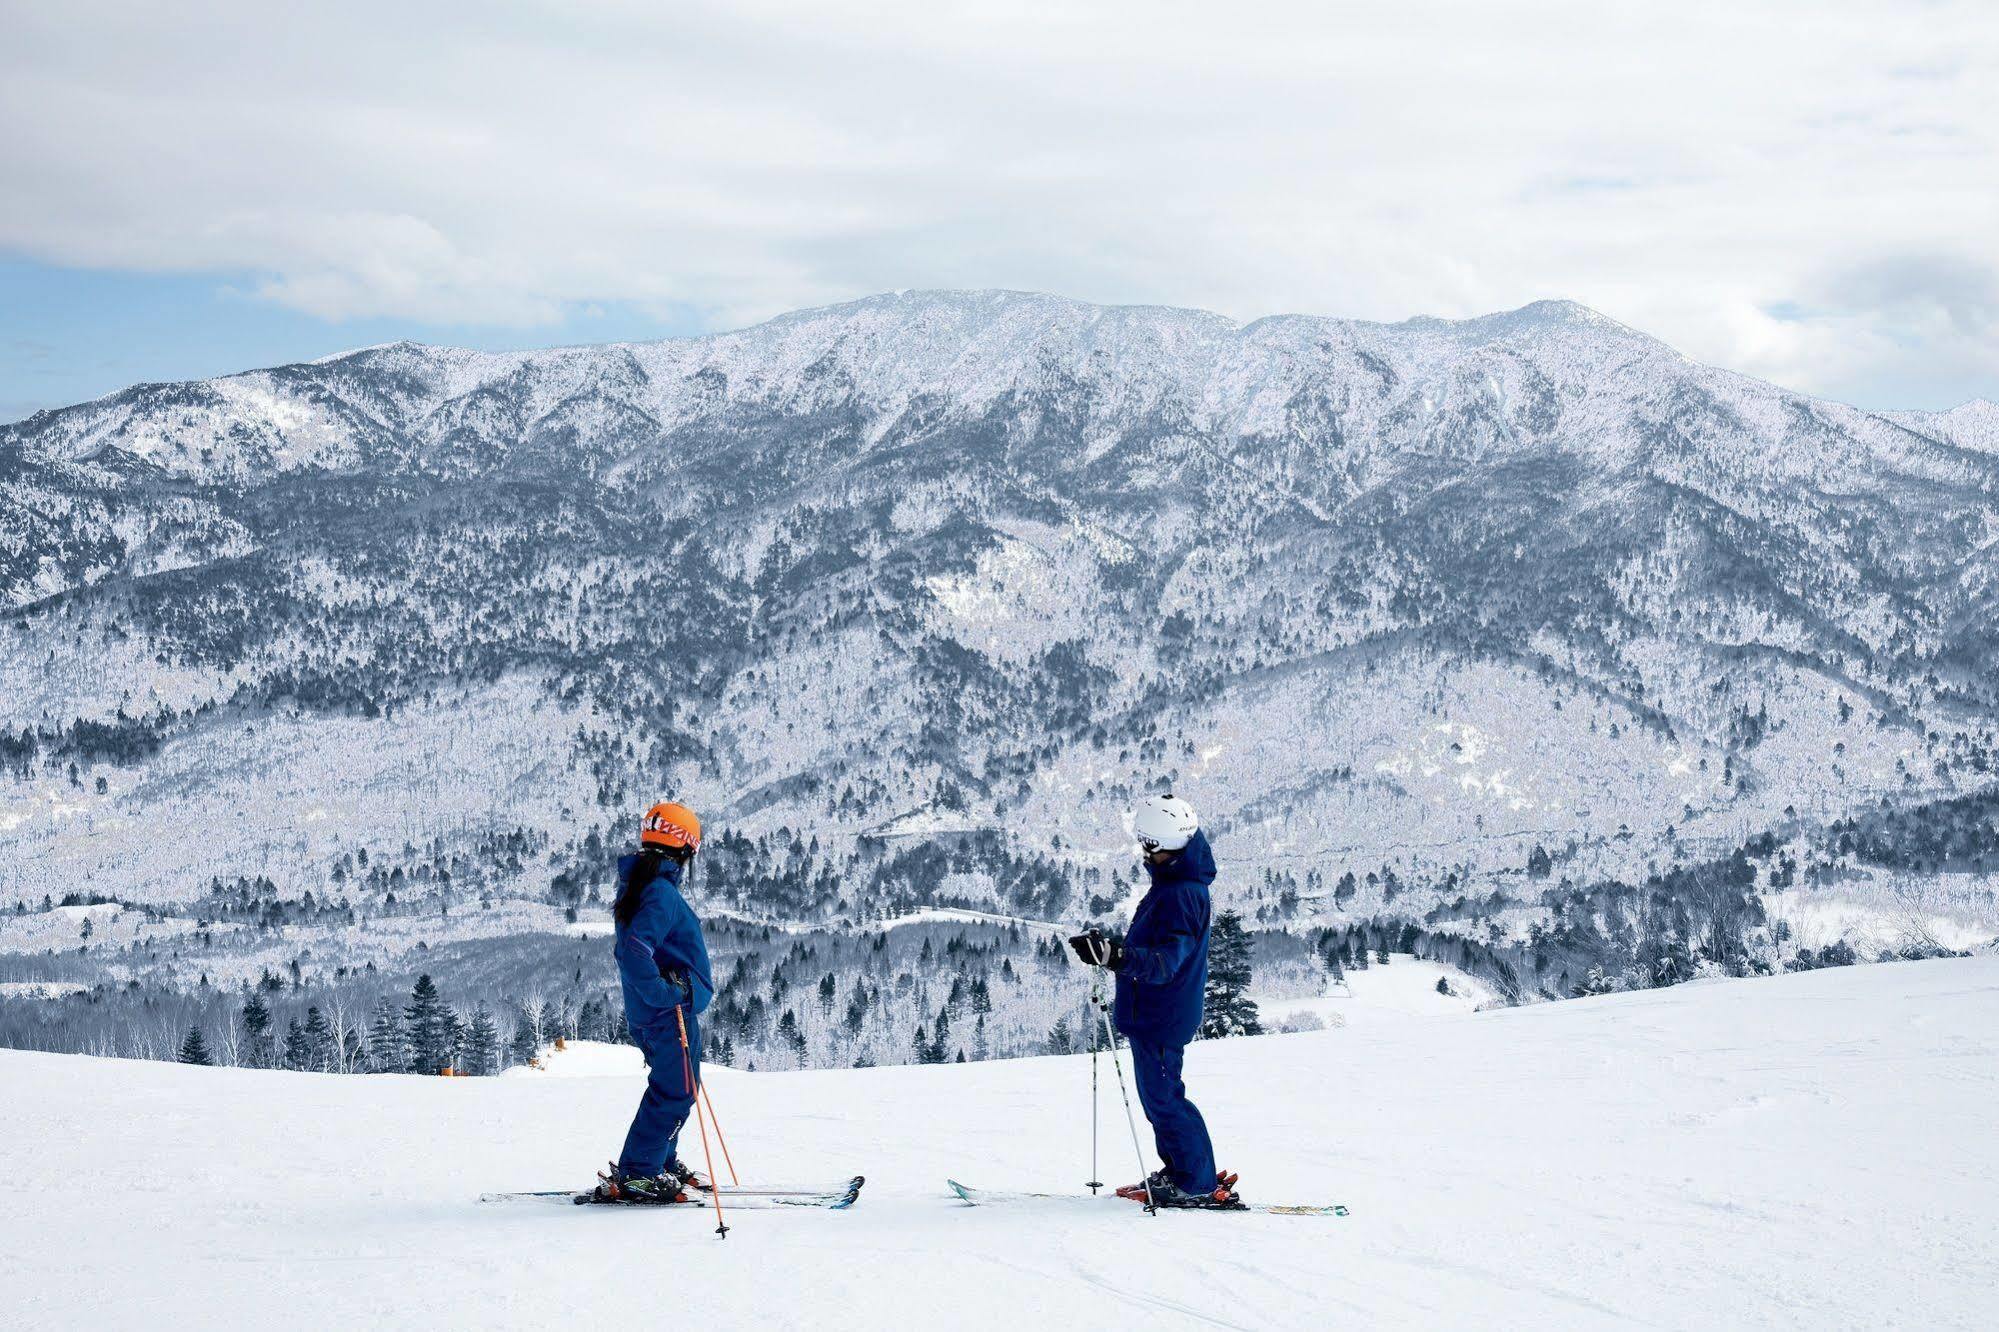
[0,981,88,999]
[3,957,1996,1329]
[1251,952,1497,1031]
[499,1038,643,1079]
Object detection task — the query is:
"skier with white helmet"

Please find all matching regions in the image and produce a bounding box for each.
[1069,793,1238,1208]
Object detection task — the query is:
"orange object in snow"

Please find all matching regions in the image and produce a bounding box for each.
[641,801,702,851]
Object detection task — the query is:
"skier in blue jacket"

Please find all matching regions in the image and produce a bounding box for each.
[594,800,715,1203]
[1070,794,1239,1208]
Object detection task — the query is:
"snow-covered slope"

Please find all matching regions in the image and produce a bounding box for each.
[1253,952,1499,1031]
[4,956,1994,1329]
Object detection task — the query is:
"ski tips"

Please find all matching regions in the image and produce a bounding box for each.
[1264,1203,1351,1217]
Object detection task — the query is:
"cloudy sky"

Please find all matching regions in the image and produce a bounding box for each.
[3,0,1995,421]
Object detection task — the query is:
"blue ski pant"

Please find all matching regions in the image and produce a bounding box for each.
[618,1008,701,1178]
[1127,1036,1217,1193]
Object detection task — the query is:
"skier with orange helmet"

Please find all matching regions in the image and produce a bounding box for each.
[594,800,715,1203]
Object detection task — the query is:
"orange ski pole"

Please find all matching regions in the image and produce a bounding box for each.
[677,1005,728,1238]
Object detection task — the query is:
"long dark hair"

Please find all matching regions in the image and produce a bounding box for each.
[614,846,689,929]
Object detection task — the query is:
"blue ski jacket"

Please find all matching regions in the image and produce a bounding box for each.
[1113,829,1216,1046]
[613,853,714,1042]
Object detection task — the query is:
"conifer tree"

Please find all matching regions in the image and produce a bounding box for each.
[443,1008,466,1073]
[241,992,274,1069]
[367,996,405,1073]
[403,974,454,1075]
[282,1018,310,1070]
[464,1003,500,1076]
[302,1006,334,1072]
[928,1003,951,1063]
[506,1004,539,1067]
[177,1026,213,1066]
[842,989,867,1037]
[1200,910,1264,1039]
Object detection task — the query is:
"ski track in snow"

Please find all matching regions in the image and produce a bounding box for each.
[3,957,1997,1329]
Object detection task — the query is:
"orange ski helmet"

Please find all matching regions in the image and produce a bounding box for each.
[640,801,702,852]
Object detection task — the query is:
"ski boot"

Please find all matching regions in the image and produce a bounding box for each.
[593,1161,691,1204]
[665,1159,711,1193]
[1119,1169,1245,1209]
[1149,1176,1246,1209]
[1115,1168,1172,1202]
[1117,1167,1238,1204]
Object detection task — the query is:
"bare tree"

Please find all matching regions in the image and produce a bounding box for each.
[1887,874,1956,958]
[216,1005,243,1068]
[326,992,356,1074]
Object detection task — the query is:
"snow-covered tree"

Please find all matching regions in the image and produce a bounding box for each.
[463,1003,500,1076]
[403,974,454,1075]
[1200,911,1263,1039]
[240,993,274,1069]
[177,1027,213,1066]
[302,1006,335,1072]
[366,997,404,1074]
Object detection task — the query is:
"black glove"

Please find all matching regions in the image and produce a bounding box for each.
[1068,930,1123,971]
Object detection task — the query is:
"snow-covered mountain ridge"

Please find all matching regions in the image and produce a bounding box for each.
[1890,398,1999,456]
[2,289,1997,1068]
[14,291,1982,496]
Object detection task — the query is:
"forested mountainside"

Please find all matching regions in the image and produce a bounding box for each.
[4,290,1996,1070]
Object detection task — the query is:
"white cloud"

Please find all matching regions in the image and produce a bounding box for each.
[1,0,1995,407]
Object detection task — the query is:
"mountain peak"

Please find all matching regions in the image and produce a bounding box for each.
[1886,397,1999,453]
[1513,297,1600,321]
[1397,298,1649,344]
[310,338,434,365]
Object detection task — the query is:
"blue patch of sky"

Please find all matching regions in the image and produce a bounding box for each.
[1,259,713,423]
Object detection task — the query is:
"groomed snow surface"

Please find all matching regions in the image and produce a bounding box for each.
[5,958,1996,1329]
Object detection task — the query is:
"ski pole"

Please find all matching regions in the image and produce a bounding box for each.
[677,1005,728,1238]
[1087,971,1102,1195]
[1091,988,1156,1215]
[698,1080,740,1186]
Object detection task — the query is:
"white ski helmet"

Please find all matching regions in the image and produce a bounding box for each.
[1131,793,1199,853]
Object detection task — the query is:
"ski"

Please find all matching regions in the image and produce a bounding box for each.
[481,1175,865,1210]
[689,1177,869,1200]
[946,1179,1346,1217]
